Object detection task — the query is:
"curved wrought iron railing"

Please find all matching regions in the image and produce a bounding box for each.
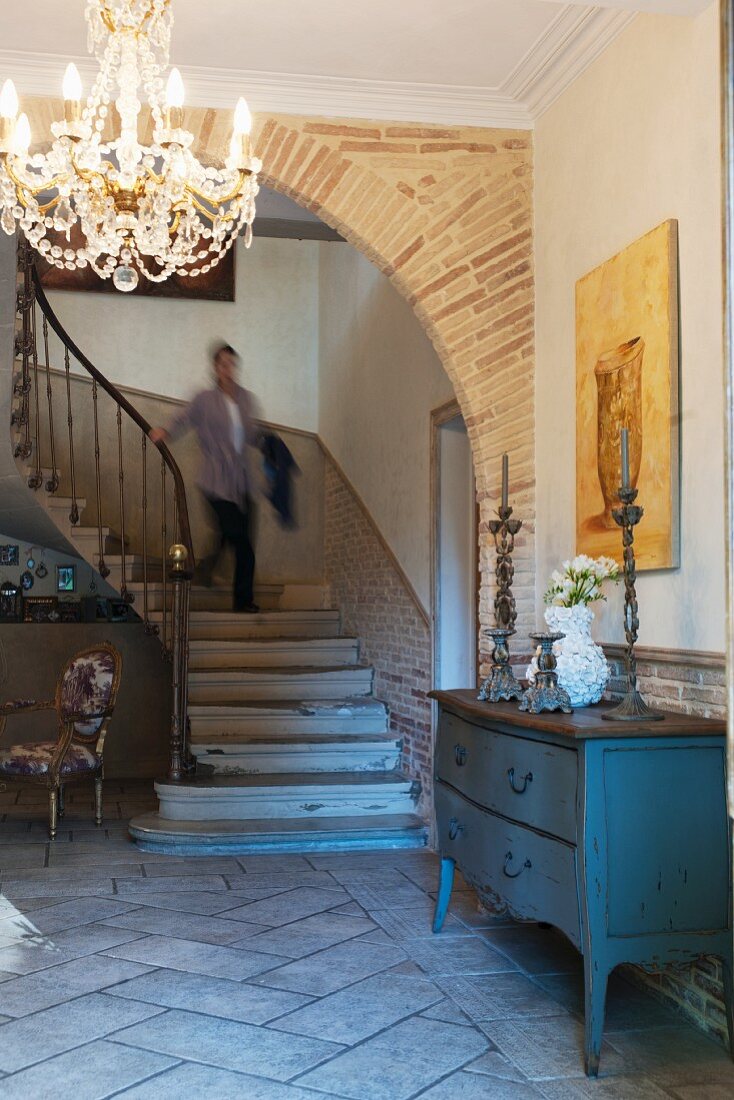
[13,240,194,781]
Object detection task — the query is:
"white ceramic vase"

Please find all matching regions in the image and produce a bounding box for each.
[526,605,609,707]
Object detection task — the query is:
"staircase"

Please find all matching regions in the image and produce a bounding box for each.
[7,240,427,855]
[130,600,426,854]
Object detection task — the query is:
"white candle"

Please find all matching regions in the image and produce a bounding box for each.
[620,428,630,492]
[501,453,509,510]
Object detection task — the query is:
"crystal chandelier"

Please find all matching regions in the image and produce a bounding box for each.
[0,0,260,291]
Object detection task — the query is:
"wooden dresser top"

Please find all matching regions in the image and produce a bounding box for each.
[430,689,726,741]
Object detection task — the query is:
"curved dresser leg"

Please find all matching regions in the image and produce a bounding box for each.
[722,953,734,1060]
[584,958,609,1077]
[432,856,455,933]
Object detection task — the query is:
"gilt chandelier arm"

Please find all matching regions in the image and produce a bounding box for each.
[0,0,260,291]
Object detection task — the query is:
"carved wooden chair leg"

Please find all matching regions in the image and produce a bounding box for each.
[94,773,103,826]
[58,782,65,819]
[48,786,59,839]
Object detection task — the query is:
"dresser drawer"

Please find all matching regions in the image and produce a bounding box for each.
[435,711,578,843]
[436,781,581,948]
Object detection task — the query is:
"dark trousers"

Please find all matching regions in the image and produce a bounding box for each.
[204,496,256,609]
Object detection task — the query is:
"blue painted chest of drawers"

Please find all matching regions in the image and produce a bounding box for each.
[430,690,733,1075]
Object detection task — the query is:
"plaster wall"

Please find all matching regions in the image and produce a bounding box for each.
[45,236,322,433]
[534,4,724,652]
[318,243,454,611]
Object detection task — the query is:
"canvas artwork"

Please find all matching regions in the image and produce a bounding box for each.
[575,220,680,571]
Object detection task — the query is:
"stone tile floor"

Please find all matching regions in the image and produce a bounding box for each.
[0,781,732,1098]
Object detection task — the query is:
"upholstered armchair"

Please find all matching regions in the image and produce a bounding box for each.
[0,642,122,838]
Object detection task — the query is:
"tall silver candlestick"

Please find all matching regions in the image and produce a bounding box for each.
[478,457,524,703]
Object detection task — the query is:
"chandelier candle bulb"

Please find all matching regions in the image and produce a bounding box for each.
[0,80,18,152]
[164,67,184,131]
[13,114,31,156]
[62,63,83,123]
[233,96,253,163]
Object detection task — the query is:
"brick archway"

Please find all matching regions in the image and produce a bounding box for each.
[195,109,536,645]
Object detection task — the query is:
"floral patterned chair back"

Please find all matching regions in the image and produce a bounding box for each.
[58,644,122,742]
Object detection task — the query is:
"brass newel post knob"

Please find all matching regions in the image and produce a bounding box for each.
[168,543,188,573]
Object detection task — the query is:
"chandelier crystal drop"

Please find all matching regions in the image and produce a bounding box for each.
[0,0,261,290]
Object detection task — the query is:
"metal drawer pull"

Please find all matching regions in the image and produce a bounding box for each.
[503,851,532,878]
[454,743,468,766]
[507,767,533,794]
[448,817,465,841]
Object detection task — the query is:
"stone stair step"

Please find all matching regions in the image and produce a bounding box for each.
[188,636,359,670]
[188,698,389,737]
[72,525,127,556]
[152,770,420,821]
[155,608,342,640]
[128,811,428,854]
[193,732,402,774]
[126,582,284,612]
[188,665,374,703]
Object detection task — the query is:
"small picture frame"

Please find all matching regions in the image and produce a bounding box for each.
[58,600,82,623]
[0,545,19,566]
[23,596,59,623]
[108,599,130,623]
[56,565,77,594]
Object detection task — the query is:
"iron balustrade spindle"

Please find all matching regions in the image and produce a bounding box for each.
[161,458,168,655]
[12,250,33,460]
[92,379,110,578]
[27,304,43,490]
[42,314,59,492]
[63,345,79,525]
[116,403,131,603]
[141,432,153,633]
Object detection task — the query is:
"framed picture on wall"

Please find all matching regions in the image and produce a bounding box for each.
[575,220,680,571]
[0,545,19,566]
[56,565,77,593]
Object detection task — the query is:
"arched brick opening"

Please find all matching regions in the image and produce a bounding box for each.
[186,109,537,649]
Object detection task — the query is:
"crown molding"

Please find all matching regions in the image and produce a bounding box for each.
[0,6,638,131]
[505,4,637,117]
[0,49,533,129]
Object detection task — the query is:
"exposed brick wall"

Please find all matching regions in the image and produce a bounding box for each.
[605,647,728,1044]
[323,460,433,807]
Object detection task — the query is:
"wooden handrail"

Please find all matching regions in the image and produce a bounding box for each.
[30,266,195,568]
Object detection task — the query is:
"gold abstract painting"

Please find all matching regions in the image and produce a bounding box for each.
[576,220,679,570]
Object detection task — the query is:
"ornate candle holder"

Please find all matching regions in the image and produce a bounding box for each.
[477,505,524,703]
[603,487,663,722]
[520,633,572,715]
[478,627,523,703]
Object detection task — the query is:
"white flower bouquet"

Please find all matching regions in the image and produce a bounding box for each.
[544,554,620,608]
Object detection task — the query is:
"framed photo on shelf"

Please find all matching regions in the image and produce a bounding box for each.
[56,565,77,593]
[108,599,130,623]
[23,596,59,623]
[58,601,82,623]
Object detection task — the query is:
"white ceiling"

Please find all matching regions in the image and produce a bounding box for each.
[0,0,714,127]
